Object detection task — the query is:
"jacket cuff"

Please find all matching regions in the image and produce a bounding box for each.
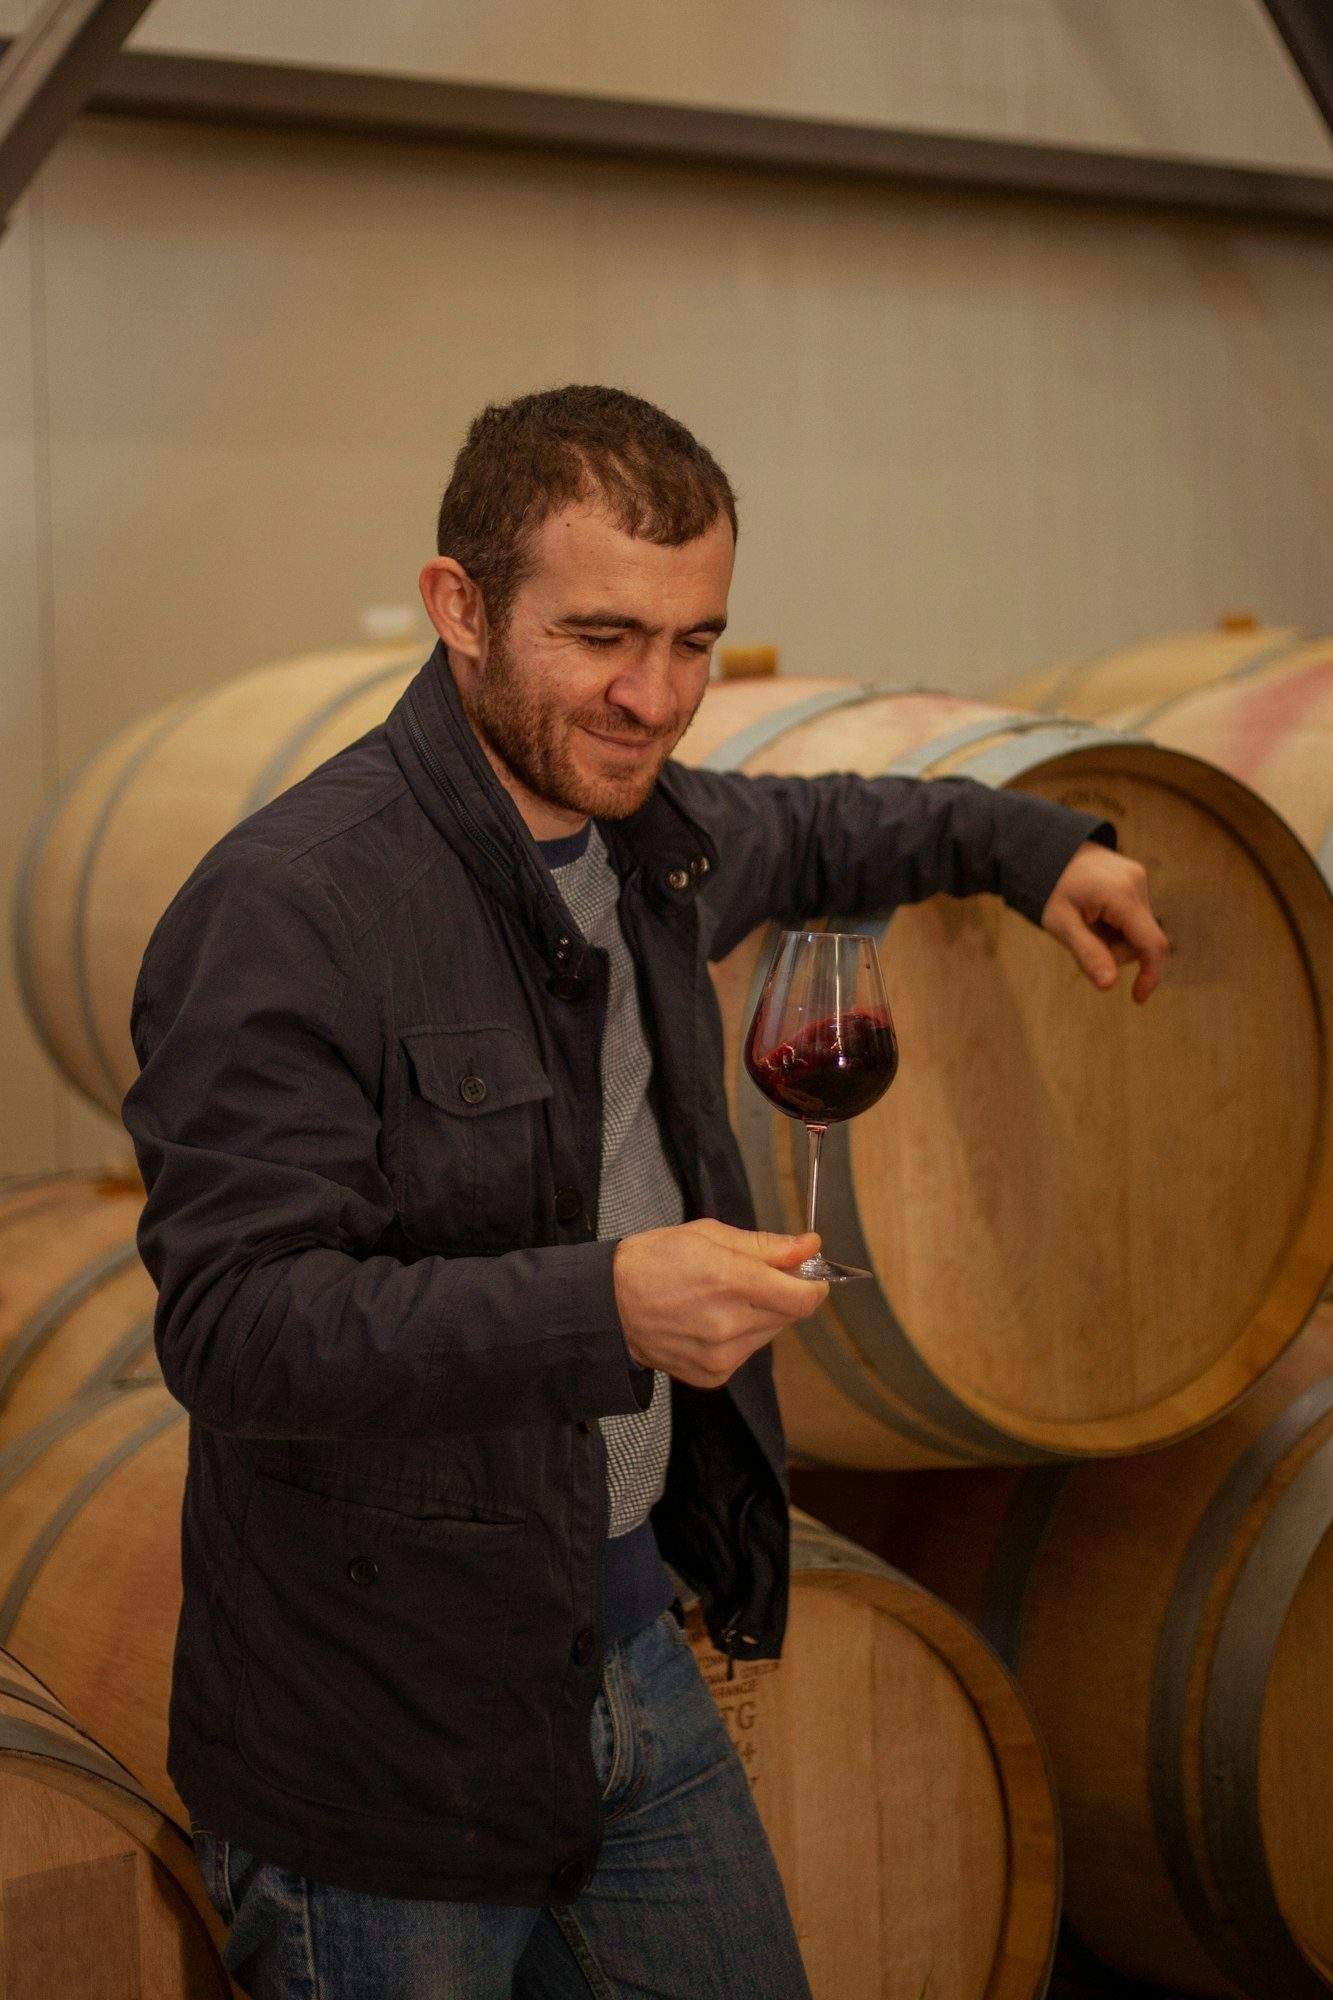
[1002,801,1119,928]
[596,1235,657,1410]
[561,1236,655,1418]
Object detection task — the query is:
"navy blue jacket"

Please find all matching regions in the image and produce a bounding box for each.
[121,643,1114,1903]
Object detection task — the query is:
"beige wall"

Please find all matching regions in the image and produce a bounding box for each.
[2,102,1332,1173]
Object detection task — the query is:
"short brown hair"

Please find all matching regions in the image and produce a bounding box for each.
[435,384,737,637]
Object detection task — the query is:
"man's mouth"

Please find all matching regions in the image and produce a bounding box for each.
[579,725,660,758]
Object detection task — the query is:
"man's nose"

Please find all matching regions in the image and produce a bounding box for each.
[605,646,679,730]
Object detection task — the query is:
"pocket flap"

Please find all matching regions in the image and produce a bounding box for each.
[401,1024,553,1118]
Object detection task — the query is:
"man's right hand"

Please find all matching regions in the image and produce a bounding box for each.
[612,1218,830,1390]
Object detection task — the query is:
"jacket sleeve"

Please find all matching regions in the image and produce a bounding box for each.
[121,840,652,1441]
[663,763,1119,963]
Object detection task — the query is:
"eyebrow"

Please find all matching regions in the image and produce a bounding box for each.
[556,612,729,637]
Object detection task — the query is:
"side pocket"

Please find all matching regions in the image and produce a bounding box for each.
[234,1473,524,1823]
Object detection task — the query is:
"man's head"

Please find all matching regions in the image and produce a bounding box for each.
[419,385,737,838]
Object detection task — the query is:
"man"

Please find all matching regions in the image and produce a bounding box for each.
[122,384,1168,2000]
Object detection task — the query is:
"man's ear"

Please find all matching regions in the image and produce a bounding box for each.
[419,557,488,666]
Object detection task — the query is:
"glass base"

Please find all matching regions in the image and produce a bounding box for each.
[797,1253,872,1285]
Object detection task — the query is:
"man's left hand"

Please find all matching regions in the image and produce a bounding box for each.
[1040,841,1171,1004]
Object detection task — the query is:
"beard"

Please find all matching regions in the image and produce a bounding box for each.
[466,626,704,821]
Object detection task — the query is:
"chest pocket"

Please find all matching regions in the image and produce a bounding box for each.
[397,1024,554,1254]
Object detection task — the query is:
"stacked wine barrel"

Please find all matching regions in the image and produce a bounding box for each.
[0,1646,231,1998]
[15,647,1333,1469]
[8,640,1333,1997]
[794,1304,1333,2000]
[784,620,1333,1998]
[1000,620,1333,887]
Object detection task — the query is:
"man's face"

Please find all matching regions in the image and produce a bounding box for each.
[457,500,734,828]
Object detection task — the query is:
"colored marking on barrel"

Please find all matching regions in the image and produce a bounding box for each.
[1212,654,1333,785]
[887,711,1051,777]
[1128,635,1307,730]
[698,683,888,772]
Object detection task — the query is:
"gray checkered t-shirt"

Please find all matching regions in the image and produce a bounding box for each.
[541,820,684,1537]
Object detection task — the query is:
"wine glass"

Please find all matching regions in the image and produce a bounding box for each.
[742,930,898,1284]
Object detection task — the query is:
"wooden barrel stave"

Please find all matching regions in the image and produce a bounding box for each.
[799,1307,1333,1998]
[690,689,1333,1463]
[0,1379,188,1824]
[0,1177,158,1443]
[997,628,1333,884]
[678,1507,1060,2000]
[0,1648,231,1997]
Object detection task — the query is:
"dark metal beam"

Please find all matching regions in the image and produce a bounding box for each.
[1262,0,1333,139]
[0,0,155,226]
[0,41,1330,230]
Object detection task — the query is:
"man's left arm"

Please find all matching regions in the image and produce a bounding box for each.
[665,762,1170,1003]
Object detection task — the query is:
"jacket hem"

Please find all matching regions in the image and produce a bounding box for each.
[172,1745,560,1906]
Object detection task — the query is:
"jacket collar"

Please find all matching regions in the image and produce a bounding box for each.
[384,641,718,966]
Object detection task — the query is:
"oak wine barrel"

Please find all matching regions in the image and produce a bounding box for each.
[794,1304,1333,1999]
[679,1507,1061,2000]
[0,1173,159,1445]
[1000,623,1333,884]
[0,1647,231,1997]
[14,653,1333,1464]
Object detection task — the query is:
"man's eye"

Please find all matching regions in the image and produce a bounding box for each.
[682,640,713,655]
[578,633,620,649]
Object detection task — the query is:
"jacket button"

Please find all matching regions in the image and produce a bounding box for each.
[664,866,690,892]
[554,1187,583,1224]
[689,854,710,877]
[550,1857,586,1899]
[571,1626,597,1666]
[348,1556,379,1586]
[459,1073,487,1106]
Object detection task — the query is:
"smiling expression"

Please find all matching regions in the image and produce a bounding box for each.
[423,499,735,839]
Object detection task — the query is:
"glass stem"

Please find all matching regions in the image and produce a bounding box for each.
[804,1123,827,1237]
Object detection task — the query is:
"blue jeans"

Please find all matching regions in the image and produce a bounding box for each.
[191,1605,812,1998]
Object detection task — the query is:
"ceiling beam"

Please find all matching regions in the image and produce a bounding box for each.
[1,42,1329,230]
[0,0,155,227]
[1261,0,1333,140]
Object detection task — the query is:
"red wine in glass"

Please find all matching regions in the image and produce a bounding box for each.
[743,930,898,1283]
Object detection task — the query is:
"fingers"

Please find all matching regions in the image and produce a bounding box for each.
[1055,879,1170,1002]
[1057,908,1120,990]
[1090,893,1170,1003]
[692,1219,821,1266]
[1113,897,1171,1003]
[737,1257,829,1320]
